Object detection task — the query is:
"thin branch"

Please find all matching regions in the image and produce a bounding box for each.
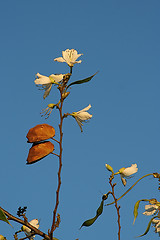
[19,232,36,240]
[109,176,121,240]
[51,137,60,144]
[51,152,60,158]
[50,86,64,238]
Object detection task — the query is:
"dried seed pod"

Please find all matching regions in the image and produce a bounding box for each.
[27,141,54,164]
[26,124,55,143]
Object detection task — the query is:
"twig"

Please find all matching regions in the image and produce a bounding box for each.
[19,232,36,240]
[51,152,60,158]
[51,137,60,144]
[109,176,121,240]
[50,86,64,238]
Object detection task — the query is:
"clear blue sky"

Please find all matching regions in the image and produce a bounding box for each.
[0,0,160,239]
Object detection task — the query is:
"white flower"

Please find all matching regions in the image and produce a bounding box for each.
[34,73,64,99]
[119,164,138,186]
[54,49,83,67]
[71,104,92,132]
[152,217,160,235]
[22,219,39,240]
[143,204,159,216]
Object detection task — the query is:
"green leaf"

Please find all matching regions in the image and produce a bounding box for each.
[80,216,98,229]
[80,200,104,229]
[0,208,12,227]
[67,71,98,89]
[96,200,104,217]
[133,199,148,224]
[137,216,156,237]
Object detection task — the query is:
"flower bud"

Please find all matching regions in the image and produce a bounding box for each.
[105,164,114,173]
[48,103,56,108]
[62,92,70,100]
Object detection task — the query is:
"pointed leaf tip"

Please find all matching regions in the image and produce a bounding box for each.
[0,208,12,227]
[133,199,148,224]
[67,71,99,89]
[80,216,98,229]
[136,217,156,237]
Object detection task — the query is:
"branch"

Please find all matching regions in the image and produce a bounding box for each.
[109,176,121,240]
[0,206,50,240]
[50,86,64,238]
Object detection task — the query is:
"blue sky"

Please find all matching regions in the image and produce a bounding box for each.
[0,0,160,239]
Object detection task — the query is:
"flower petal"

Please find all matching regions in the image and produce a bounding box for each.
[143,204,158,215]
[77,112,92,121]
[54,57,66,63]
[77,104,91,114]
[62,49,70,63]
[121,164,138,177]
[43,84,52,99]
[75,116,83,132]
[70,49,82,62]
[34,73,51,85]
[121,176,127,186]
[49,74,64,83]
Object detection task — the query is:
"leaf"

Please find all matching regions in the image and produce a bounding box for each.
[67,71,98,89]
[80,200,104,229]
[133,199,148,224]
[96,200,104,217]
[0,208,12,227]
[26,124,55,143]
[80,216,97,229]
[27,141,54,164]
[137,216,156,237]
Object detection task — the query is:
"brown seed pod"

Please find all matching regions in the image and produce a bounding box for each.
[27,141,54,164]
[26,124,55,143]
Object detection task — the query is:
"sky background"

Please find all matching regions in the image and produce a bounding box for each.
[0,0,160,239]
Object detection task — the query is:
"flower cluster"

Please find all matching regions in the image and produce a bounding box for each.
[143,203,160,236]
[35,49,93,132]
[105,163,138,186]
[22,219,39,240]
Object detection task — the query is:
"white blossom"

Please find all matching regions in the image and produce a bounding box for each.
[54,49,82,67]
[143,204,159,216]
[34,73,64,99]
[22,219,39,240]
[71,104,92,132]
[152,219,160,235]
[119,164,138,186]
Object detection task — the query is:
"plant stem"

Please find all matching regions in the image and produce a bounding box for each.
[50,87,64,238]
[107,173,153,206]
[109,177,121,240]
